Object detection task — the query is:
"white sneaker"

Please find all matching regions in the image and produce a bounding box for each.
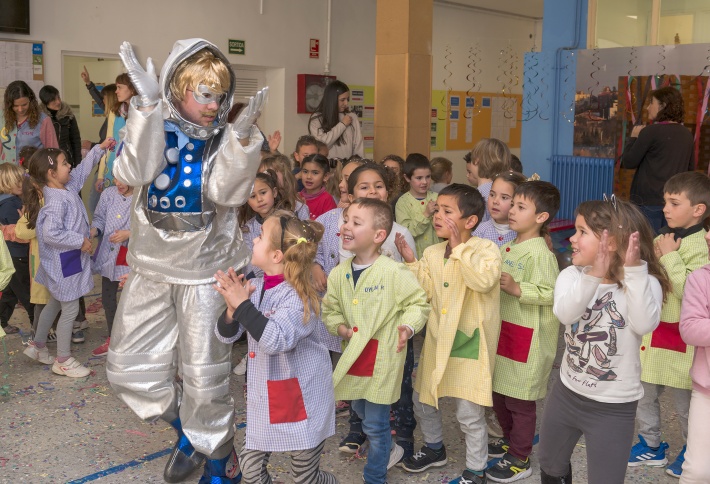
[486,408,504,438]
[73,320,89,331]
[52,357,90,378]
[388,442,404,470]
[23,342,54,364]
[233,357,247,376]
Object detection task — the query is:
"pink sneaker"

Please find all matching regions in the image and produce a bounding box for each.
[92,337,110,357]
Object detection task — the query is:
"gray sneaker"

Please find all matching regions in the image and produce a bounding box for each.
[71,329,85,343]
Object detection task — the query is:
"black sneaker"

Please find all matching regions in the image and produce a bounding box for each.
[488,438,510,458]
[338,432,367,453]
[486,452,532,483]
[458,469,487,484]
[401,445,447,473]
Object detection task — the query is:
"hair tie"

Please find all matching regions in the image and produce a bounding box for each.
[296,237,308,244]
[527,173,540,181]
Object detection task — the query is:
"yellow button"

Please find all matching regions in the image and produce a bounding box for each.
[117,214,122,219]
[441,308,447,315]
[353,299,358,305]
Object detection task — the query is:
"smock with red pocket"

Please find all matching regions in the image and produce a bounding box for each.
[493,237,559,401]
[214,277,335,452]
[641,228,708,390]
[90,185,132,281]
[322,255,430,405]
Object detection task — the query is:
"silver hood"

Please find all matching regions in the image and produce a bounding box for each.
[160,38,235,140]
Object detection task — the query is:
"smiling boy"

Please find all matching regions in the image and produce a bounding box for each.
[630,171,710,477]
[323,197,430,484]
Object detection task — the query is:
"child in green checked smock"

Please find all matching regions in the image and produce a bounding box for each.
[629,171,710,478]
[322,198,430,484]
[486,180,561,483]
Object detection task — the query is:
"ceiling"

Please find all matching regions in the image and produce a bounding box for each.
[434,0,545,20]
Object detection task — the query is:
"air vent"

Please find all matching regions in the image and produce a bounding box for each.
[234,77,259,99]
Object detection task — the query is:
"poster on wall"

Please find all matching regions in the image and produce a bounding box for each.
[349,85,375,158]
[444,90,521,151]
[573,43,710,195]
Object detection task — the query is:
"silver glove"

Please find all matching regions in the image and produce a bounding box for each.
[119,41,160,107]
[234,87,268,140]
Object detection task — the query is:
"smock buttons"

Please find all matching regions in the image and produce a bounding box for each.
[249,352,255,358]
[353,299,358,305]
[346,274,350,279]
[444,282,449,287]
[641,346,646,351]
[441,308,447,315]
[116,214,121,219]
[498,236,504,241]
[353,327,358,332]
[506,247,511,252]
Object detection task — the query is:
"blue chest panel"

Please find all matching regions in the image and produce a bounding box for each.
[147,132,205,213]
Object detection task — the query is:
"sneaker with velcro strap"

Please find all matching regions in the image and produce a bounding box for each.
[486,452,532,482]
[401,445,447,473]
[628,434,669,467]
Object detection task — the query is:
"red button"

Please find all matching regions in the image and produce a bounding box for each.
[249,352,255,358]
[640,346,645,351]
[506,247,511,252]
[336,232,340,236]
[352,327,358,332]
[499,236,504,241]
[421,201,425,205]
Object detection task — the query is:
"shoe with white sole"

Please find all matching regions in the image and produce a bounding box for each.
[232,357,247,376]
[52,357,90,378]
[23,342,54,364]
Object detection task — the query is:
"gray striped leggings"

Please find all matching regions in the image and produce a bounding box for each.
[239,439,338,484]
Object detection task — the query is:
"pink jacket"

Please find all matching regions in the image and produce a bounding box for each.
[680,264,710,396]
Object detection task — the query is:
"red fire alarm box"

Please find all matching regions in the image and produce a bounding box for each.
[297,74,336,114]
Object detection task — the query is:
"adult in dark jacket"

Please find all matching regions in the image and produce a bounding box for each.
[39,85,82,167]
[621,86,694,233]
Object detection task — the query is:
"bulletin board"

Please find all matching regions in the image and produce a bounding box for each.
[0,40,44,92]
[443,91,522,151]
[348,84,375,158]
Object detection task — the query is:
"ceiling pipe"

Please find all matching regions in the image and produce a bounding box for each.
[433,0,543,21]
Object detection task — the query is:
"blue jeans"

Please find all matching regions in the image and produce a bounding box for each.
[351,399,391,484]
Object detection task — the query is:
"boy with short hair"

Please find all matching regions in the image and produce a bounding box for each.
[629,171,710,477]
[396,183,502,484]
[486,181,561,483]
[323,197,430,484]
[395,153,441,258]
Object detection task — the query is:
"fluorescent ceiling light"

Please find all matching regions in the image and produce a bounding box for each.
[626,15,638,19]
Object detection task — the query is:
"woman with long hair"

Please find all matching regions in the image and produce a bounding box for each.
[39,85,82,168]
[308,80,364,160]
[1,81,58,164]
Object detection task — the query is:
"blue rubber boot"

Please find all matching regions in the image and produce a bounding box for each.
[163,418,205,483]
[199,448,241,484]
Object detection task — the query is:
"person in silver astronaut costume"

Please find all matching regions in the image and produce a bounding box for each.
[105,39,267,484]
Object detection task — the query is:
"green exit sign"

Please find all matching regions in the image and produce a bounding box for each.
[229,39,245,55]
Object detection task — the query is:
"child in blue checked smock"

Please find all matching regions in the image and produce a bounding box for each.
[22,139,115,378]
[323,198,430,484]
[214,211,336,484]
[89,176,133,357]
[473,171,527,247]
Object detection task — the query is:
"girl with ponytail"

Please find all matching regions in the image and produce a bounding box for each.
[213,211,337,484]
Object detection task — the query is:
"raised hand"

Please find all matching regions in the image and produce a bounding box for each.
[624,231,642,267]
[233,87,269,140]
[118,42,159,106]
[395,232,416,263]
[589,229,611,279]
[81,65,91,85]
[655,233,681,257]
[267,130,281,152]
[213,269,255,312]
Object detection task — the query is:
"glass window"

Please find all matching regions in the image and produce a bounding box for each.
[659,0,710,45]
[595,0,654,48]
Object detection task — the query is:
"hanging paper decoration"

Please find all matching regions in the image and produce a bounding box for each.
[464,44,482,119]
[438,44,453,121]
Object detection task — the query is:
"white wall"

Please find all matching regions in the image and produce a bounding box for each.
[3,0,537,182]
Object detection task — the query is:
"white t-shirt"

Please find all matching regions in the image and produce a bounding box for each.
[554,263,662,403]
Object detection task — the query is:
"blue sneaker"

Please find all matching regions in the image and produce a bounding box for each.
[628,434,669,467]
[199,448,241,484]
[665,445,686,478]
